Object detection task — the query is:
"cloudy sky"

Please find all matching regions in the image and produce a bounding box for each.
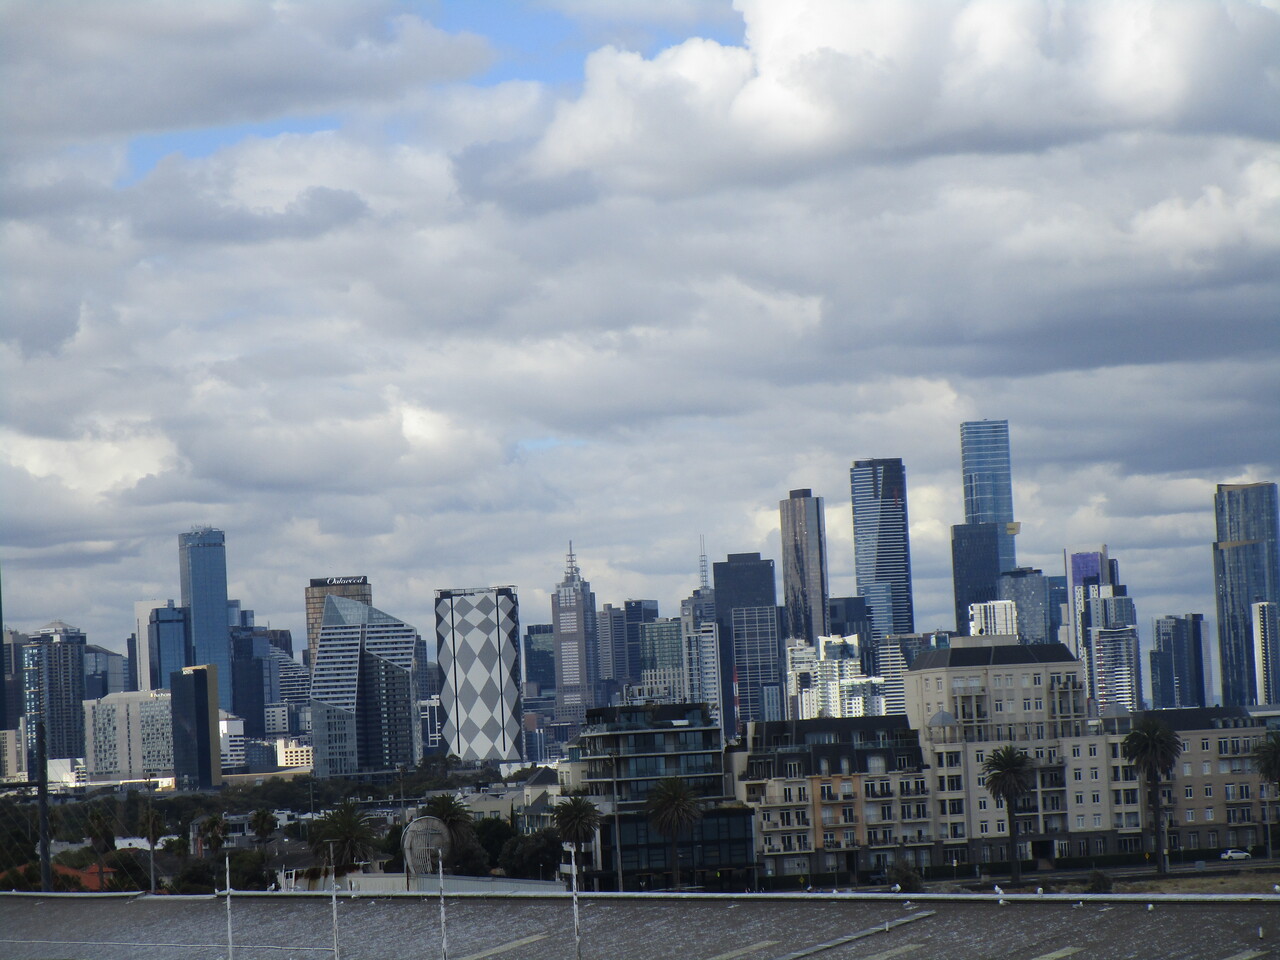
[3,0,1278,695]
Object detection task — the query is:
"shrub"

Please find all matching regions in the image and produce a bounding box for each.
[1086,870,1112,894]
[886,860,925,893]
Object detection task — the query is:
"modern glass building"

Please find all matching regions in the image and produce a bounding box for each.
[21,621,87,762]
[960,420,1017,574]
[713,552,779,731]
[850,458,915,640]
[1212,482,1280,706]
[552,544,599,725]
[171,664,222,790]
[1150,613,1207,709]
[780,488,830,642]
[178,527,232,711]
[304,576,372,671]
[950,521,1001,635]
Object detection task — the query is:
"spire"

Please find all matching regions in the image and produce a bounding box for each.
[698,534,709,590]
[564,541,580,581]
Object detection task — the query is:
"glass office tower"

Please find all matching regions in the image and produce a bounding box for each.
[179,527,232,712]
[960,420,1017,574]
[1213,482,1280,706]
[780,488,830,642]
[850,458,915,640]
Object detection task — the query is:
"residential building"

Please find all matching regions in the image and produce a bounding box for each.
[171,664,222,790]
[22,621,87,762]
[436,586,523,763]
[780,489,830,642]
[969,601,1018,639]
[1150,614,1208,709]
[785,636,884,720]
[310,596,422,778]
[959,419,1018,573]
[178,527,233,711]
[1063,546,1140,710]
[1213,482,1280,706]
[731,715,929,881]
[304,576,372,671]
[850,458,915,640]
[553,545,599,725]
[84,690,173,782]
[997,568,1058,645]
[1254,602,1279,705]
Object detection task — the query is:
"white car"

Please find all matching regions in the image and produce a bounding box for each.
[1219,848,1251,860]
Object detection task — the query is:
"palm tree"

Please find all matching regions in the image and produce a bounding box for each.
[983,745,1034,885]
[420,795,475,849]
[645,778,702,891]
[1251,730,1280,859]
[199,813,228,860]
[249,808,278,847]
[1123,714,1182,874]
[310,801,379,873]
[554,796,601,888]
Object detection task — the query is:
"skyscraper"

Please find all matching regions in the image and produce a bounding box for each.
[1149,613,1207,709]
[1212,482,1280,706]
[713,552,781,730]
[850,458,915,639]
[1253,601,1279,705]
[178,527,232,712]
[960,419,1018,573]
[436,586,523,763]
[171,664,222,790]
[996,568,1054,644]
[310,596,422,778]
[779,489,830,642]
[21,621,87,762]
[304,576,372,670]
[553,544,599,725]
[1064,546,1139,710]
[950,522,1001,635]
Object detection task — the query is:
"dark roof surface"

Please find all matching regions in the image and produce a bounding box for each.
[909,642,1077,671]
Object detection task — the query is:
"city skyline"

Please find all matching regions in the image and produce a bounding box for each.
[2,2,1277,681]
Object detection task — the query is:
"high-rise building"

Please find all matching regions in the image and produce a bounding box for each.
[304,576,372,671]
[599,599,659,688]
[1063,547,1140,710]
[1149,614,1207,709]
[179,528,232,712]
[1212,482,1280,706]
[1253,601,1279,705]
[436,586,523,763]
[84,690,173,782]
[712,552,779,731]
[22,621,87,762]
[969,600,1018,637]
[523,623,555,695]
[950,522,1002,635]
[170,664,222,790]
[553,544,599,725]
[83,645,128,700]
[1,628,23,731]
[780,489,830,642]
[960,419,1018,573]
[149,602,191,691]
[310,596,422,778]
[131,599,165,692]
[850,458,915,640]
[996,568,1054,644]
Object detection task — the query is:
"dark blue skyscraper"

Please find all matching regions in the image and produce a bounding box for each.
[780,489,830,641]
[960,420,1017,574]
[1212,482,1280,706]
[713,552,780,731]
[179,527,232,712]
[1150,613,1207,709]
[850,458,914,640]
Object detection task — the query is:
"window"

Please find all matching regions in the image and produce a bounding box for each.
[1204,785,1213,798]
[1076,815,1085,828]
[1091,792,1101,804]
[1203,761,1212,775]
[1093,814,1102,827]
[786,762,802,778]
[1073,769,1083,781]
[980,821,990,835]
[823,831,835,847]
[1201,739,1210,751]
[1182,762,1191,776]
[1074,793,1084,805]
[1023,699,1032,711]
[1034,674,1042,686]
[1072,745,1081,758]
[1090,768,1099,781]
[978,798,988,810]
[1205,808,1215,821]
[975,751,985,763]
[1034,699,1043,711]
[1185,786,1194,799]
[1088,745,1098,757]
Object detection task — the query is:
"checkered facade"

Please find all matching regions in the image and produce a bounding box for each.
[436,587,522,763]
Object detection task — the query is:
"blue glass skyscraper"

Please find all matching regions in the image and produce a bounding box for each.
[1212,482,1280,706]
[179,527,232,711]
[850,458,914,640]
[960,420,1017,573]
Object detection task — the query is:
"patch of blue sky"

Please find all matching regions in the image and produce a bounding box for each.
[118,114,341,188]
[421,0,744,88]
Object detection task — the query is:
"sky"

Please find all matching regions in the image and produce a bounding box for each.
[2,0,1278,695]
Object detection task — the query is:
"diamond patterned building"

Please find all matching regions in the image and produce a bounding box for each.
[436,586,523,763]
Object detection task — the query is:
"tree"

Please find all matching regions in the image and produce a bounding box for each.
[645,778,702,891]
[249,808,278,847]
[199,813,228,859]
[143,807,165,893]
[1251,730,1280,859]
[309,801,378,874]
[474,816,517,868]
[555,796,601,887]
[1123,714,1182,874]
[498,828,561,881]
[418,794,490,874]
[982,745,1034,885]
[86,806,117,891]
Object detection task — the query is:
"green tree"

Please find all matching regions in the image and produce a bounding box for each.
[309,801,379,873]
[419,794,489,874]
[555,796,601,887]
[498,828,561,880]
[1250,730,1280,859]
[1123,714,1182,874]
[249,808,278,846]
[86,806,117,890]
[645,778,702,891]
[198,813,228,859]
[474,816,517,868]
[982,745,1034,885]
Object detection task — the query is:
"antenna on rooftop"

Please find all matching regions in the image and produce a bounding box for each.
[698,535,709,589]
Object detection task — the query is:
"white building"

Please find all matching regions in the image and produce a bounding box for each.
[786,636,885,719]
[969,600,1018,638]
[83,690,173,781]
